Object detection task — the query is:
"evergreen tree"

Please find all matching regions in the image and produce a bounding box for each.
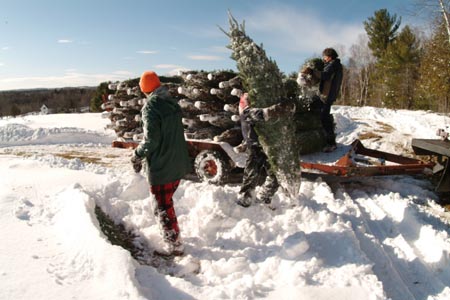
[221,13,301,197]
[364,9,401,107]
[10,103,21,117]
[383,26,422,109]
[364,9,401,59]
[90,82,112,112]
[417,19,450,112]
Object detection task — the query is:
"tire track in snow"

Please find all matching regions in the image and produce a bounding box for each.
[333,181,450,300]
[328,186,415,300]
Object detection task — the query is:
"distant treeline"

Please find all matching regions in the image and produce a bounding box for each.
[0,87,96,117]
[333,8,450,112]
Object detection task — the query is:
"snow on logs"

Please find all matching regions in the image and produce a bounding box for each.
[102,70,326,154]
[103,71,244,147]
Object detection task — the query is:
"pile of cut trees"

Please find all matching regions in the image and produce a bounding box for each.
[178,70,243,146]
[101,71,245,148]
[102,70,326,154]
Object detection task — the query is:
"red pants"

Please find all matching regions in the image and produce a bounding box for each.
[150,180,180,244]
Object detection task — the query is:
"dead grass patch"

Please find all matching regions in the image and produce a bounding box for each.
[375,121,395,133]
[358,131,382,140]
[0,148,123,168]
[55,153,103,164]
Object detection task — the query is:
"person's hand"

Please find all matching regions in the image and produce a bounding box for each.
[263,100,296,121]
[247,108,265,121]
[131,153,143,173]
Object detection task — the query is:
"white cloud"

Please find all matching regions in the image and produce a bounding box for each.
[136,50,157,54]
[188,55,223,61]
[57,39,73,44]
[2,47,9,51]
[0,71,135,91]
[154,64,183,69]
[151,65,190,77]
[246,6,364,58]
[0,63,4,67]
[165,67,190,77]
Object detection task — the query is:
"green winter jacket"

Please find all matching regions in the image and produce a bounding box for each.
[135,86,191,185]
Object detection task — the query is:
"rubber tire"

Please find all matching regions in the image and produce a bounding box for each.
[194,150,230,184]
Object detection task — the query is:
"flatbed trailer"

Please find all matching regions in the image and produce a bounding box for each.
[411,138,450,193]
[300,139,434,178]
[112,138,435,186]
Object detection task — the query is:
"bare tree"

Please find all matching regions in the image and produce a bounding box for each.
[349,34,376,106]
[412,0,450,45]
[439,0,450,44]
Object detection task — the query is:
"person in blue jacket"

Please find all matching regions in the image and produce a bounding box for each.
[303,48,343,152]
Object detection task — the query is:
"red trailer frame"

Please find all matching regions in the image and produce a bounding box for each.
[112,138,434,181]
[301,139,434,177]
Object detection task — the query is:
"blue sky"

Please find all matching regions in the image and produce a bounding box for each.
[0,0,417,90]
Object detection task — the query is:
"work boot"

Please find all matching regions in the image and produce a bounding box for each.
[255,195,271,205]
[161,239,184,256]
[171,240,185,256]
[256,189,273,205]
[236,192,253,207]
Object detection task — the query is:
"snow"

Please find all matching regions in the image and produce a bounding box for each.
[1,107,450,300]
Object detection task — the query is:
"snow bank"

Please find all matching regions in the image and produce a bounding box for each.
[1,109,450,300]
[0,113,114,147]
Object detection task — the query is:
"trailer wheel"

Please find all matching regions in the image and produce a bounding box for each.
[194,150,230,184]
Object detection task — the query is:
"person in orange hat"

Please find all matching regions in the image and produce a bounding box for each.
[131,71,191,256]
[236,92,295,208]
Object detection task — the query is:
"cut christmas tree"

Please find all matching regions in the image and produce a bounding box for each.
[221,12,302,197]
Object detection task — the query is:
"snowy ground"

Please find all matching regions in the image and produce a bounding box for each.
[1,106,450,300]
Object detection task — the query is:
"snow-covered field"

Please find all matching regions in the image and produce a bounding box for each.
[1,106,450,300]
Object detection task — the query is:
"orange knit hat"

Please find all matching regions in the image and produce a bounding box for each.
[139,71,161,93]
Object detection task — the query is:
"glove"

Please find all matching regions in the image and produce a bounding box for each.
[301,67,313,75]
[262,100,296,121]
[245,107,265,122]
[131,153,143,173]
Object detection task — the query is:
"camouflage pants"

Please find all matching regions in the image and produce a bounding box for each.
[239,144,279,203]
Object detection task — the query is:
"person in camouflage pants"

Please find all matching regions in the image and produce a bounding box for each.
[236,93,286,207]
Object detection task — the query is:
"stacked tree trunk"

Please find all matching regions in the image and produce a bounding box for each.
[178,70,243,146]
[102,69,327,156]
[102,63,325,162]
[101,78,145,142]
[102,71,245,147]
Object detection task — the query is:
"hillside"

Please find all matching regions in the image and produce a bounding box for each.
[0,87,96,116]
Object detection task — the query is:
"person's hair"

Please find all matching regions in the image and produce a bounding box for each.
[322,48,338,59]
